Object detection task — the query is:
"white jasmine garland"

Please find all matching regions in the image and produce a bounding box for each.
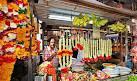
[81,37,84,58]
[85,39,87,58]
[93,40,95,58]
[59,57,63,68]
[95,40,97,58]
[66,38,68,49]
[58,38,61,51]
[63,54,65,68]
[83,39,85,58]
[77,34,79,43]
[68,56,72,67]
[105,40,108,57]
[109,39,112,56]
[97,39,99,57]
[90,40,93,59]
[68,36,72,67]
[88,38,90,59]
[63,37,65,68]
[98,39,101,57]
[106,40,108,57]
[58,39,63,68]
[86,38,89,58]
[104,40,106,55]
[63,37,65,49]
[75,37,77,48]
[101,39,104,57]
[72,38,74,47]
[66,37,69,67]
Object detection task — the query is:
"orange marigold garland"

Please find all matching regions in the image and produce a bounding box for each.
[0,56,16,81]
[0,0,39,81]
[31,17,38,56]
[15,0,32,59]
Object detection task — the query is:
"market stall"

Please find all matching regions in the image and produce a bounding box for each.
[31,0,137,81]
[1,0,137,81]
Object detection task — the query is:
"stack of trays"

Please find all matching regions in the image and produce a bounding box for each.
[71,61,84,72]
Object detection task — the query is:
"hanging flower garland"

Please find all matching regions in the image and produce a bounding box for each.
[15,0,31,59]
[31,17,39,56]
[0,0,39,81]
[0,56,16,81]
[81,38,112,63]
[77,33,83,50]
[37,61,56,81]
[57,31,73,69]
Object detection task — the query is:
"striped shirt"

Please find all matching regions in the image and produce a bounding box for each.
[43,46,59,67]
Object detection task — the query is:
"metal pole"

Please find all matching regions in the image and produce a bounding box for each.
[125,29,128,66]
[28,0,34,81]
[120,32,123,65]
[124,19,128,66]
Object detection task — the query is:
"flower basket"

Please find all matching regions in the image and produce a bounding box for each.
[0,61,16,81]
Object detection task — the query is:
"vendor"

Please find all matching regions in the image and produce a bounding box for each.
[43,37,59,68]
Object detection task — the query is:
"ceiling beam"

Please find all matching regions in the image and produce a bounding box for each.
[61,0,137,18]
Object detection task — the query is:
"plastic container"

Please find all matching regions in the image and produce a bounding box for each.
[102,68,119,75]
[35,76,40,81]
[71,67,84,72]
[116,66,131,72]
[72,61,84,67]
[47,75,53,81]
[102,63,116,68]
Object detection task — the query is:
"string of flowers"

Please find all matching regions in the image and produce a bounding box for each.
[31,17,39,56]
[57,31,73,69]
[81,38,112,63]
[101,39,105,60]
[0,0,39,81]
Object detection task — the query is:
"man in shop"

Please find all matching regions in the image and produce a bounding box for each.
[43,37,59,68]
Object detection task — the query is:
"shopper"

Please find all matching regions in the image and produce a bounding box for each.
[43,37,59,68]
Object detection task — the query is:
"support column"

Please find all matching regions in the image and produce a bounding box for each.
[125,30,128,66]
[120,32,123,66]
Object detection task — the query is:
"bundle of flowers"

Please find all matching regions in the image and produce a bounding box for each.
[61,71,72,81]
[37,61,56,81]
[72,71,89,81]
[95,70,110,80]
